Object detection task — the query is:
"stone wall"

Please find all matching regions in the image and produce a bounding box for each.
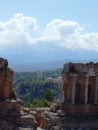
[61,62,98,106]
[0,58,16,100]
[0,57,37,130]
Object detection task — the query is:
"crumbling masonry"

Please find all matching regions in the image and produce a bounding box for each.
[61,62,98,114]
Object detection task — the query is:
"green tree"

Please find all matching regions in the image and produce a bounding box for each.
[44,89,54,102]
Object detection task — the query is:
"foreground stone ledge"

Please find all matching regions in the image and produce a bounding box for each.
[58,104,98,113]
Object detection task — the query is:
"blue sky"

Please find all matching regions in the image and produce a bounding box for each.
[0,0,97,30]
[0,0,98,30]
[0,0,98,65]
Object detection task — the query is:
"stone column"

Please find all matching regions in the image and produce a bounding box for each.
[94,75,98,104]
[60,78,65,102]
[72,74,77,104]
[84,74,89,104]
[61,89,65,102]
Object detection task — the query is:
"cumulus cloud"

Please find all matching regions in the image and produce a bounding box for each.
[0,13,39,47]
[45,19,83,36]
[0,13,39,32]
[0,13,98,52]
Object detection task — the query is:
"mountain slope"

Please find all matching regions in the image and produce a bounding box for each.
[1,41,98,71]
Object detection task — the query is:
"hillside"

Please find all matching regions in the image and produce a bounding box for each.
[13,69,62,106]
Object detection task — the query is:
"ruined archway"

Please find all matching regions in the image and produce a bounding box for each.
[75,83,84,104]
[88,84,95,104]
[88,76,95,104]
[69,64,77,73]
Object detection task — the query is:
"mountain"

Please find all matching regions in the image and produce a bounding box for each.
[1,41,98,71]
[10,58,98,72]
[10,60,65,72]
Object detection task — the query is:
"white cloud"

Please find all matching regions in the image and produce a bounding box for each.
[0,13,39,47]
[42,19,84,47]
[0,13,39,32]
[0,13,98,52]
[78,32,98,49]
[45,19,83,36]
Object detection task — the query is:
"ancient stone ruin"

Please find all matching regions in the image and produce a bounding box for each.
[61,62,98,111]
[0,57,37,130]
[0,57,98,130]
[39,62,98,130]
[0,58,16,100]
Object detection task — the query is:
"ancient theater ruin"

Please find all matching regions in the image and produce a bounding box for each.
[39,62,98,130]
[61,62,98,113]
